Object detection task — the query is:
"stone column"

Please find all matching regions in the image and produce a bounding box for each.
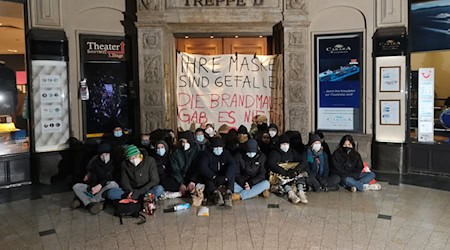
[283,0,311,143]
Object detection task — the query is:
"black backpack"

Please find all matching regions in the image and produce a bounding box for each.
[113,199,146,225]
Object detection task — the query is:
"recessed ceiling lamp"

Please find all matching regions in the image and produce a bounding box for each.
[210,35,214,39]
[184,35,189,39]
[259,35,263,38]
[235,35,239,38]
[7,49,18,53]
[0,23,2,26]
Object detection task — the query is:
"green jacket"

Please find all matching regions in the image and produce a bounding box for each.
[169,145,200,184]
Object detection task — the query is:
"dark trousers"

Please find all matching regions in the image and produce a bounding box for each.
[159,174,180,192]
[204,177,235,195]
[306,175,340,191]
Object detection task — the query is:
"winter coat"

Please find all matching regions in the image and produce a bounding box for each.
[234,151,267,188]
[331,147,364,179]
[121,156,160,199]
[306,148,329,178]
[198,149,236,182]
[268,147,307,178]
[169,144,200,184]
[86,155,115,187]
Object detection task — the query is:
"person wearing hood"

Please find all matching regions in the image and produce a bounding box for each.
[305,134,340,192]
[108,145,163,200]
[138,133,153,156]
[237,125,251,153]
[70,144,120,214]
[194,127,210,151]
[268,135,308,204]
[315,130,332,161]
[152,140,178,193]
[331,135,381,192]
[256,131,272,160]
[102,119,129,179]
[204,123,217,140]
[224,127,240,156]
[198,137,236,207]
[233,139,270,201]
[267,123,280,148]
[169,131,200,196]
[252,115,268,139]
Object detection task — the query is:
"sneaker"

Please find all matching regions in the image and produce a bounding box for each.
[297,191,308,204]
[287,190,300,204]
[364,183,382,191]
[214,191,224,206]
[231,193,241,201]
[224,190,233,207]
[70,198,81,209]
[262,189,270,198]
[350,186,357,193]
[87,202,104,215]
[160,191,182,200]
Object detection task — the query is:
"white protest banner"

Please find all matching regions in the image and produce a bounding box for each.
[176,52,279,130]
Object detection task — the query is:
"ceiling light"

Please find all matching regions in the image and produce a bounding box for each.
[259,35,263,38]
[0,23,2,26]
[184,35,189,39]
[235,35,239,38]
[7,49,18,53]
[210,35,214,39]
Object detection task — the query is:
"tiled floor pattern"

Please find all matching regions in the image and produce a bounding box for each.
[1,182,450,249]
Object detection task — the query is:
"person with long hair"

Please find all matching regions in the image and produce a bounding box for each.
[331,135,381,192]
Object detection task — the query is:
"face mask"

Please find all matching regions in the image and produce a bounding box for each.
[213,147,223,156]
[100,153,110,164]
[130,157,141,166]
[312,143,322,152]
[114,130,123,137]
[269,130,277,138]
[141,140,150,146]
[246,152,257,158]
[183,143,191,151]
[196,135,205,142]
[205,127,214,135]
[345,147,352,154]
[280,144,290,153]
[156,148,166,157]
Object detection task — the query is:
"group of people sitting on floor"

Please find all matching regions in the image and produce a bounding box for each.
[70,116,381,215]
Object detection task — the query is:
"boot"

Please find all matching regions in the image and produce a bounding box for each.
[288,190,300,204]
[87,202,104,215]
[214,190,224,206]
[223,190,233,207]
[296,191,308,204]
[192,184,205,207]
[262,189,270,198]
[231,193,241,201]
[70,198,82,209]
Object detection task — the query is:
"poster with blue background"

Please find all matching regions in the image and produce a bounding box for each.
[316,33,362,131]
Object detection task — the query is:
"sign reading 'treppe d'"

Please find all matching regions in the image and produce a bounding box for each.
[184,0,264,7]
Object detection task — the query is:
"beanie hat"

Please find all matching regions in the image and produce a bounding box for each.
[179,131,195,144]
[210,137,225,147]
[268,123,278,131]
[97,143,111,154]
[308,133,321,145]
[125,145,140,159]
[238,125,248,134]
[195,127,205,133]
[279,134,290,144]
[246,139,258,152]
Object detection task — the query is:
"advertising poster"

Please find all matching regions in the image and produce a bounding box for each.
[380,100,400,125]
[176,52,280,130]
[315,33,363,131]
[418,68,434,142]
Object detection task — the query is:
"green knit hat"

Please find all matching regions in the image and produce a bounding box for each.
[125,145,140,159]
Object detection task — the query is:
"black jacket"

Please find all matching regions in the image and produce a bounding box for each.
[198,149,236,182]
[268,147,307,178]
[121,156,160,199]
[234,152,267,188]
[331,147,363,179]
[86,155,114,187]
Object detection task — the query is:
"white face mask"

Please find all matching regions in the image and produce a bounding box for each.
[246,152,257,158]
[280,144,290,153]
[100,153,110,164]
[183,143,191,151]
[269,130,277,138]
[131,158,141,166]
[205,127,214,135]
[312,143,322,152]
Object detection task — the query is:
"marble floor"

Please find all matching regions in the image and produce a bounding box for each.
[1,182,450,250]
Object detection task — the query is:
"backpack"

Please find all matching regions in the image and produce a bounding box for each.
[114,198,146,225]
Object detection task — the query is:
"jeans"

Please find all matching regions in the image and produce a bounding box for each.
[107,185,165,200]
[341,172,376,191]
[72,181,119,206]
[234,180,270,200]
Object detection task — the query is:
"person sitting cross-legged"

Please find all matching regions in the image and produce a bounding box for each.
[198,137,236,207]
[107,145,164,200]
[70,143,120,214]
[232,139,270,201]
